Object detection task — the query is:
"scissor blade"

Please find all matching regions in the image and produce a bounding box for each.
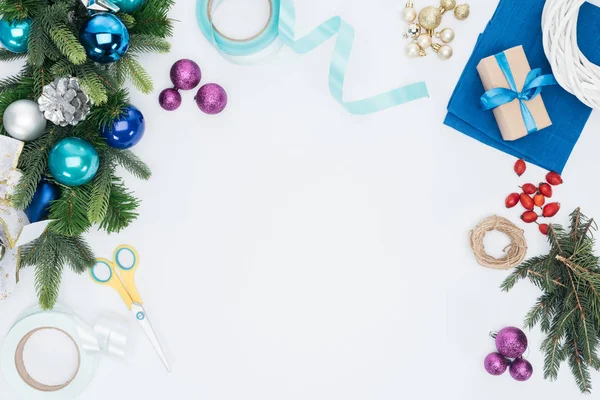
[131,303,172,372]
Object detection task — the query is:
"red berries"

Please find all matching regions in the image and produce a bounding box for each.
[521,211,538,223]
[519,193,534,210]
[520,183,537,195]
[546,172,563,186]
[538,183,553,198]
[542,202,561,218]
[505,193,520,208]
[514,159,526,176]
[506,159,564,235]
[533,194,545,207]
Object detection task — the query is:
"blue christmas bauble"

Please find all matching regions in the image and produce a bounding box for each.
[79,13,129,64]
[25,180,61,223]
[49,138,99,187]
[112,0,146,13]
[101,105,145,149]
[0,18,31,53]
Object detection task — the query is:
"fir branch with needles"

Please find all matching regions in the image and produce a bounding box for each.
[0,0,172,309]
[502,208,600,393]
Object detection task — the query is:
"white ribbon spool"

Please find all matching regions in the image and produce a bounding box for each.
[542,0,600,110]
[0,308,129,399]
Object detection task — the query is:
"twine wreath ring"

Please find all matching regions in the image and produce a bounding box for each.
[469,216,527,270]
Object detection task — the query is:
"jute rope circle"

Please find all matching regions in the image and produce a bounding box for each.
[469,216,527,270]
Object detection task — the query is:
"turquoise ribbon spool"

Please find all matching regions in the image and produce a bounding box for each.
[480,52,557,134]
[196,0,429,115]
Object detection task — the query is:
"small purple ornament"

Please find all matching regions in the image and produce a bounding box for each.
[170,59,201,90]
[195,83,227,115]
[495,327,528,358]
[484,352,509,376]
[159,88,182,111]
[510,358,533,381]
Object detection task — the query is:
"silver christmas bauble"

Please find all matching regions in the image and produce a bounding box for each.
[3,99,46,141]
[405,23,421,39]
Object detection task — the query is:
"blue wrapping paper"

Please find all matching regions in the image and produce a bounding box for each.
[444,0,600,173]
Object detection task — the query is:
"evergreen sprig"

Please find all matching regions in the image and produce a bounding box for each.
[502,208,600,393]
[0,0,173,309]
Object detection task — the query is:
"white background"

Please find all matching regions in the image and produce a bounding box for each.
[1,0,600,398]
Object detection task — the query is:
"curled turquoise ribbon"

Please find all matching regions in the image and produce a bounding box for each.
[480,52,557,134]
[196,0,429,115]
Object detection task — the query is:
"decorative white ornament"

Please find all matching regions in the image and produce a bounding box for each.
[405,42,421,58]
[438,44,453,60]
[2,100,46,142]
[417,34,432,49]
[542,0,600,110]
[401,7,417,22]
[439,28,455,43]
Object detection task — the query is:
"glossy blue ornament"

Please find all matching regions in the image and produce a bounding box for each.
[0,18,31,53]
[111,0,145,13]
[24,180,61,223]
[79,13,129,64]
[101,105,145,149]
[49,138,99,187]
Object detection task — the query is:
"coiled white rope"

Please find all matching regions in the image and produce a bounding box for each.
[542,0,600,110]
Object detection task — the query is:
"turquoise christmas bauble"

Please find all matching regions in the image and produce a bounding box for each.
[49,138,99,187]
[80,13,129,64]
[112,0,146,13]
[0,18,31,53]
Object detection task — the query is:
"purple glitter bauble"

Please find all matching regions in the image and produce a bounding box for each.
[496,327,528,358]
[195,83,227,115]
[510,358,533,381]
[484,352,509,376]
[158,88,182,111]
[170,59,201,90]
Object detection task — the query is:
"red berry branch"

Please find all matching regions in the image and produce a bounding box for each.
[505,159,563,235]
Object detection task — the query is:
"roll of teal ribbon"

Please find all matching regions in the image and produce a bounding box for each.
[197,0,429,115]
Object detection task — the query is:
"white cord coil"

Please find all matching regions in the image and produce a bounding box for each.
[542,0,600,110]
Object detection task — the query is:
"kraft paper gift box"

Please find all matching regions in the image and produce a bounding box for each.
[477,45,552,141]
[444,0,599,174]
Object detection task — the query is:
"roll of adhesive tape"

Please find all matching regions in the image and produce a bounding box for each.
[0,310,100,399]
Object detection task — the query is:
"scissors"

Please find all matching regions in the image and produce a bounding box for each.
[90,245,171,372]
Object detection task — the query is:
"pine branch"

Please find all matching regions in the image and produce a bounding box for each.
[88,152,114,223]
[11,130,57,209]
[504,208,600,393]
[76,63,108,104]
[107,148,151,179]
[0,49,27,62]
[117,54,154,93]
[48,185,92,236]
[99,178,140,233]
[20,230,63,310]
[59,234,95,273]
[129,34,170,53]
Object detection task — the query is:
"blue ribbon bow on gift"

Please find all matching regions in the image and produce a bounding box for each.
[480,52,557,134]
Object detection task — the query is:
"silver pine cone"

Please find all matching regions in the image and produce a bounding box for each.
[38,77,91,127]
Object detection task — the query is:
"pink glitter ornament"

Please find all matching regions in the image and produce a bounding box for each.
[484,352,509,376]
[159,88,182,111]
[195,83,227,115]
[170,59,202,90]
[509,358,533,381]
[495,327,528,358]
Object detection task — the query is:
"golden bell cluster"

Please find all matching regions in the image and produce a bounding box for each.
[402,0,470,60]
